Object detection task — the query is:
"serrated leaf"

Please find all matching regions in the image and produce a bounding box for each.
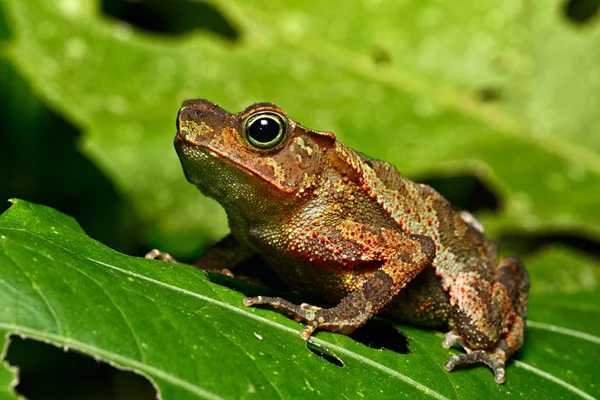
[0,201,598,399]
[1,0,599,254]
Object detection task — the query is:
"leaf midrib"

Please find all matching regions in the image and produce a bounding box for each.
[87,257,450,400]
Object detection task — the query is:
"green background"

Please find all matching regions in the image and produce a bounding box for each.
[0,0,599,399]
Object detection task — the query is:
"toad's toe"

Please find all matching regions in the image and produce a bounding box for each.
[443,346,507,384]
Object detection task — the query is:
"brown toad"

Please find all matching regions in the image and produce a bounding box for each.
[148,99,529,383]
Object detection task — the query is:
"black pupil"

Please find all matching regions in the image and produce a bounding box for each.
[249,117,280,144]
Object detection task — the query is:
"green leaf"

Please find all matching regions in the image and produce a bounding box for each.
[1,200,599,399]
[1,0,598,253]
[1,0,599,397]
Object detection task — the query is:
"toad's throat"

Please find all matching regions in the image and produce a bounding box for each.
[176,139,296,195]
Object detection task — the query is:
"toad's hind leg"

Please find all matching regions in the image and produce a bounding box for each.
[444,256,529,383]
[244,233,436,339]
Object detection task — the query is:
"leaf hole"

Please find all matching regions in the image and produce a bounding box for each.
[350,318,411,354]
[4,336,157,400]
[499,232,600,259]
[371,45,393,66]
[476,86,504,102]
[563,0,600,25]
[101,0,240,40]
[305,341,344,368]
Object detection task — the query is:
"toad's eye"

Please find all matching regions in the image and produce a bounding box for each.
[245,112,286,149]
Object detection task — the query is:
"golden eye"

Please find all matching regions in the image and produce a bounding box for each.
[245,112,286,149]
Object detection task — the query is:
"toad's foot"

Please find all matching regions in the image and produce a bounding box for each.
[145,249,234,276]
[243,296,353,339]
[442,330,507,384]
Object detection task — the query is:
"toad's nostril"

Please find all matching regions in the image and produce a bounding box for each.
[177,107,201,123]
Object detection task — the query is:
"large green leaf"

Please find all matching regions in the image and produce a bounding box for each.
[1,200,599,399]
[1,0,598,254]
[1,1,599,397]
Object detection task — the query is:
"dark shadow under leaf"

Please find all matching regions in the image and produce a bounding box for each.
[4,336,157,400]
[102,0,239,40]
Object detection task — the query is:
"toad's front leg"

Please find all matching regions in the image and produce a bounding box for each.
[443,256,529,383]
[146,234,255,277]
[244,231,435,339]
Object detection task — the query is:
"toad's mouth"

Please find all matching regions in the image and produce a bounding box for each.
[174,135,296,195]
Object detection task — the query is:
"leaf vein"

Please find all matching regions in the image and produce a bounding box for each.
[514,361,595,400]
[71,266,147,362]
[528,320,600,345]
[3,244,64,335]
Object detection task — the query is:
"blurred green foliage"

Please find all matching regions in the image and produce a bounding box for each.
[0,0,599,398]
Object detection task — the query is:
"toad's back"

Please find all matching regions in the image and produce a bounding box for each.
[334,141,498,290]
